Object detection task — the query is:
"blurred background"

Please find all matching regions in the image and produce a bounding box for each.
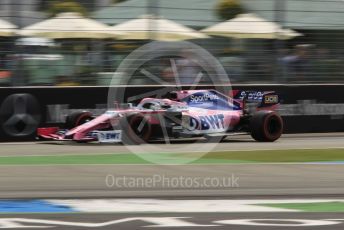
[0,0,342,86]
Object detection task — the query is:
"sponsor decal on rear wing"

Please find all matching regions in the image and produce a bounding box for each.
[232,90,280,108]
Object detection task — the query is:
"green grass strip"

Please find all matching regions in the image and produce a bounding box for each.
[0,149,343,165]
[199,148,344,163]
[0,154,149,165]
[260,202,344,212]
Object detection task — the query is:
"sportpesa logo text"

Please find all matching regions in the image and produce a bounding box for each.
[189,93,220,103]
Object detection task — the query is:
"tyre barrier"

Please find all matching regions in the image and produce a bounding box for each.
[0,94,41,140]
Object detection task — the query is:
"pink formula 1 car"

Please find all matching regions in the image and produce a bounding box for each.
[37,89,283,144]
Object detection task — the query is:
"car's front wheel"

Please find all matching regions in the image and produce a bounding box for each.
[120,114,152,145]
[65,111,93,129]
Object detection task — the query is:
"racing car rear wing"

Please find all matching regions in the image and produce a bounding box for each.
[232,90,280,110]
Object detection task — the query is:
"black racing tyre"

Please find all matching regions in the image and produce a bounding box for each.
[120,114,152,145]
[65,111,93,129]
[249,111,283,142]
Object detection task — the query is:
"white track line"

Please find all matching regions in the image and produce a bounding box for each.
[46,199,344,213]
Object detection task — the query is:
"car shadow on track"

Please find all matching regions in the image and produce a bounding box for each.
[37,137,255,146]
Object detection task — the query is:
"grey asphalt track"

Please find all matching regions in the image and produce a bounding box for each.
[0,133,344,156]
[0,164,343,199]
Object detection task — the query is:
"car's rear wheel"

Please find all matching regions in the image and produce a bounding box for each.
[249,111,283,142]
[65,111,93,129]
[120,114,152,145]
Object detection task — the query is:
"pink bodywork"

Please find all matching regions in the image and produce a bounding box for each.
[37,89,279,141]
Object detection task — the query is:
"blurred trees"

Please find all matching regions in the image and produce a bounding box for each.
[112,0,128,3]
[45,0,89,17]
[216,0,245,20]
